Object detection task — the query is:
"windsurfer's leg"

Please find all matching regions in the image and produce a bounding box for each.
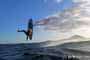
[26,36,28,40]
[29,35,32,40]
[18,30,27,35]
[17,30,24,32]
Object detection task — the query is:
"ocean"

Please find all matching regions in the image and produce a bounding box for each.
[0,40,90,60]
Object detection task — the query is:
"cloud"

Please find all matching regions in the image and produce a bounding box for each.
[43,0,47,3]
[54,0,63,3]
[36,0,90,37]
[43,0,63,3]
[35,7,90,32]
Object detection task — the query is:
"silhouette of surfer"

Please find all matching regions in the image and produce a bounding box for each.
[17,18,33,40]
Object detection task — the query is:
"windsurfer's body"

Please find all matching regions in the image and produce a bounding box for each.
[17,18,33,40]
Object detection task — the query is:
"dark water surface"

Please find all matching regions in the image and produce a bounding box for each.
[0,41,90,60]
[0,43,66,60]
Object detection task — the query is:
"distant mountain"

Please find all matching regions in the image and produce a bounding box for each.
[37,35,88,47]
[2,35,87,48]
[29,35,87,47]
[67,35,86,40]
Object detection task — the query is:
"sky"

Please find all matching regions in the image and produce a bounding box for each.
[1,0,90,44]
[0,0,73,43]
[35,0,90,38]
